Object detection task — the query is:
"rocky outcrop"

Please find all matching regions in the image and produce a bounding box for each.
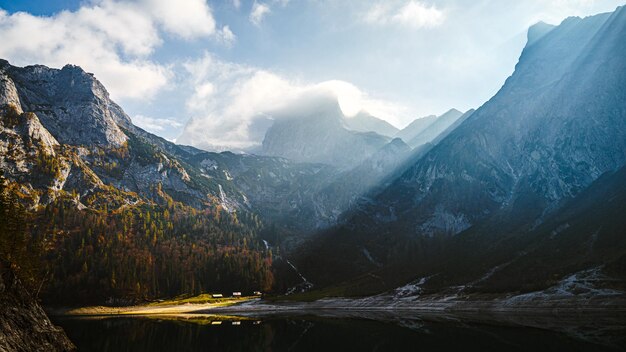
[0,267,75,352]
[0,68,21,113]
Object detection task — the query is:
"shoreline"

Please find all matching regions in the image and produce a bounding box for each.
[49,296,257,317]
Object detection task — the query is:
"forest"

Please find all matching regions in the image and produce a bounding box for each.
[0,174,274,305]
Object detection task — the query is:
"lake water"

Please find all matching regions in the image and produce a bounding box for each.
[53,314,623,352]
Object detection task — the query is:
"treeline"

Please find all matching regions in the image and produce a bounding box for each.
[38,196,274,304]
[1,176,274,304]
[0,173,42,292]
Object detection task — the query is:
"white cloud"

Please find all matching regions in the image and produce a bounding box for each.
[364,1,445,28]
[0,0,232,101]
[141,0,217,39]
[216,25,237,46]
[250,1,271,26]
[132,114,183,133]
[178,53,408,151]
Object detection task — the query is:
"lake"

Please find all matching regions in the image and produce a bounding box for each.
[53,314,624,351]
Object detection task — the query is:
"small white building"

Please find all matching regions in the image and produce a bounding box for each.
[232,292,241,297]
[212,293,223,298]
[253,291,262,296]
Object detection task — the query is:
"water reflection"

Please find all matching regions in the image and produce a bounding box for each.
[53,315,623,352]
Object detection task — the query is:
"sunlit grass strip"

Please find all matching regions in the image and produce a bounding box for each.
[62,295,256,316]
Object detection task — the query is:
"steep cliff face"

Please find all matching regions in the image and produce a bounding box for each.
[185,151,340,234]
[297,7,626,292]
[1,60,128,148]
[368,8,626,237]
[0,267,75,352]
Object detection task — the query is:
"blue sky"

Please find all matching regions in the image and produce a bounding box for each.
[0,0,624,150]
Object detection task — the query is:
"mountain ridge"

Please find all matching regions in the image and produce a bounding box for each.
[294,6,626,295]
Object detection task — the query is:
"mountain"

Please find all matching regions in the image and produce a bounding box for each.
[405,108,463,148]
[0,60,283,303]
[296,7,626,295]
[0,59,371,231]
[0,59,412,303]
[344,111,399,137]
[394,114,437,144]
[431,109,474,145]
[260,96,391,169]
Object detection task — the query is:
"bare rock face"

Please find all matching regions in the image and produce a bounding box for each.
[0,60,215,211]
[0,68,21,113]
[0,267,75,352]
[1,60,128,148]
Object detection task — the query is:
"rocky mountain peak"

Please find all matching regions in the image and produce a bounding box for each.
[344,111,399,137]
[2,61,128,148]
[526,21,555,47]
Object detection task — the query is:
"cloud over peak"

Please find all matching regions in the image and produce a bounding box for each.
[178,53,407,151]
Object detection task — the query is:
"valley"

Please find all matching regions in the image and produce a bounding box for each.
[1,2,626,351]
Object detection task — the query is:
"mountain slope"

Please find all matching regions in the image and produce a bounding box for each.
[374,8,626,237]
[395,114,437,144]
[2,58,417,302]
[313,138,412,225]
[0,61,279,303]
[405,108,463,148]
[296,7,626,293]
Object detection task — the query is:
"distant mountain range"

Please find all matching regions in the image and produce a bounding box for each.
[344,111,399,137]
[394,114,437,144]
[395,109,465,148]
